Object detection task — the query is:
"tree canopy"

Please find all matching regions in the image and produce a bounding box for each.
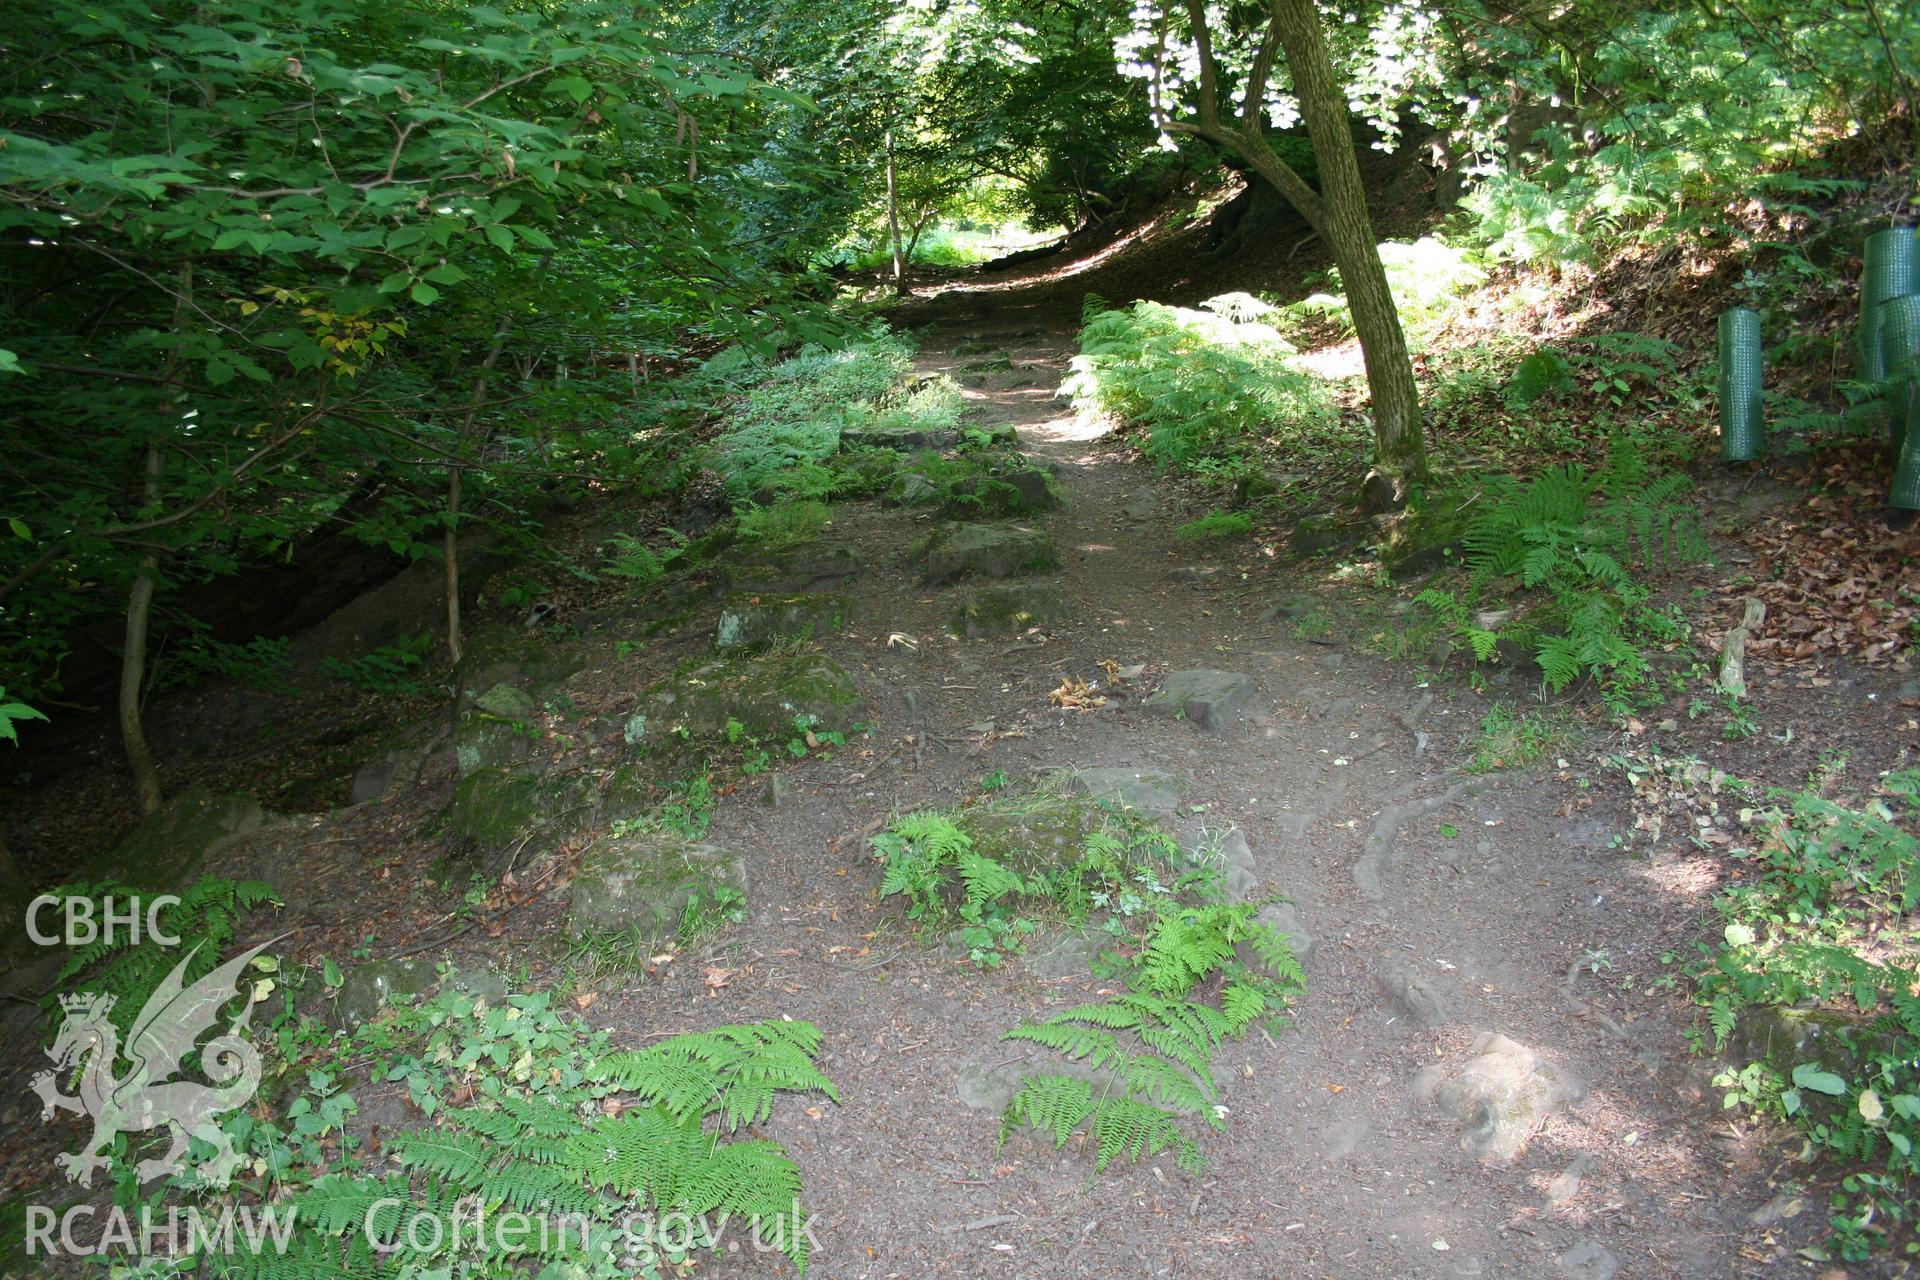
[3,0,1915,801]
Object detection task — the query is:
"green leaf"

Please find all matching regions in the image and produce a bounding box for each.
[484,223,514,252]
[8,518,28,540]
[1790,1063,1847,1096]
[410,281,440,305]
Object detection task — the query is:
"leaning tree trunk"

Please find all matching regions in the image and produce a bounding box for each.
[120,443,166,820]
[1265,0,1424,505]
[1168,0,1427,505]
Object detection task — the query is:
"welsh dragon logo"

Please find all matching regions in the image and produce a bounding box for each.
[30,942,267,1189]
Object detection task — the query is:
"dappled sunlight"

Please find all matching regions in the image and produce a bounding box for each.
[1292,340,1367,382]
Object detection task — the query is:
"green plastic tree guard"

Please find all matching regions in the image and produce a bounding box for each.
[1883,293,1920,460]
[1718,307,1765,461]
[1861,226,1918,381]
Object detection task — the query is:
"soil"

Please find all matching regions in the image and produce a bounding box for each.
[6,243,1920,1280]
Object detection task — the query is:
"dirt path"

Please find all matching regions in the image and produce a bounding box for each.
[0,292,1798,1279]
[568,305,1778,1280]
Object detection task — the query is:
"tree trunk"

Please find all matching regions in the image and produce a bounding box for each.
[1265,0,1424,503]
[885,127,906,288]
[445,311,518,665]
[120,443,166,820]
[902,208,935,272]
[1165,0,1426,503]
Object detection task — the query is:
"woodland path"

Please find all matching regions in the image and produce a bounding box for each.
[577,295,1784,1279]
[0,284,1803,1280]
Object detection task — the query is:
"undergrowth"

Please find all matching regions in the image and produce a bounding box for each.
[1416,435,1707,710]
[1063,293,1337,478]
[870,785,1304,1173]
[1687,767,1920,1261]
[29,952,836,1278]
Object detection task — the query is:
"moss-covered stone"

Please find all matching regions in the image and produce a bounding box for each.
[328,957,438,1029]
[1726,1005,1907,1097]
[632,652,865,747]
[715,593,854,653]
[473,683,536,719]
[1377,494,1472,578]
[839,424,960,452]
[921,523,1058,584]
[452,711,536,777]
[448,767,593,870]
[961,352,1014,374]
[1291,512,1354,556]
[938,468,1058,519]
[832,447,906,496]
[105,785,264,888]
[454,623,582,704]
[569,836,747,941]
[723,544,863,593]
[950,583,1068,638]
[958,790,1101,880]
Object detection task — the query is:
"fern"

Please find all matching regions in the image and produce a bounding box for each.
[1002,1075,1205,1173]
[41,875,281,1034]
[590,1018,838,1132]
[1428,439,1705,703]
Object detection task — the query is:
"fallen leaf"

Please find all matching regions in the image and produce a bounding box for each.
[703,965,733,990]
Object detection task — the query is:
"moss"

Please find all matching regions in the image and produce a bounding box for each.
[958,790,1102,880]
[635,651,865,745]
[714,593,853,653]
[105,785,264,888]
[1378,491,1474,578]
[454,623,583,703]
[453,711,536,776]
[951,583,1067,638]
[569,837,747,940]
[449,768,592,867]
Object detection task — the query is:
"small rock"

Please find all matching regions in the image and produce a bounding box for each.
[1143,670,1257,731]
[473,683,537,720]
[956,1061,1028,1113]
[725,544,863,593]
[938,468,1057,519]
[951,582,1068,638]
[1380,966,1453,1030]
[921,523,1058,584]
[1292,512,1349,553]
[762,774,790,807]
[1024,929,1094,979]
[1065,767,1182,819]
[451,967,510,1003]
[1547,1153,1592,1205]
[714,593,854,652]
[1194,827,1259,903]
[569,836,748,942]
[1423,1031,1586,1164]
[1555,1241,1617,1280]
[1255,902,1316,964]
[330,958,438,1029]
[1746,1190,1805,1227]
